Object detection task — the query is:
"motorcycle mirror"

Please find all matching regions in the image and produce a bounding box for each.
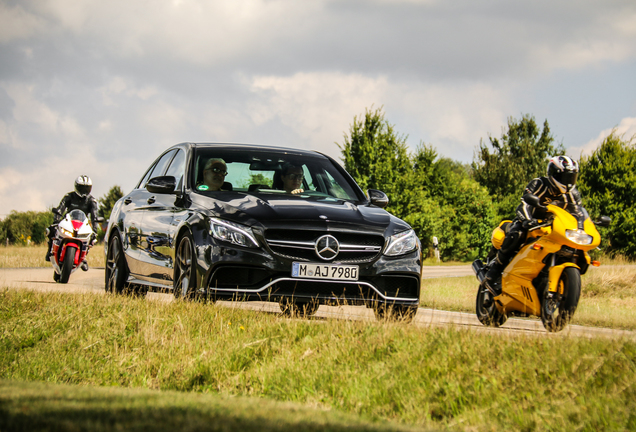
[147,176,177,194]
[367,189,389,208]
[594,216,611,227]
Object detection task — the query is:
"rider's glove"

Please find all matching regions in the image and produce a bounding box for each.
[522,219,538,230]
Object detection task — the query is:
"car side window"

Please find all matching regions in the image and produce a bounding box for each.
[140,150,177,189]
[164,149,186,191]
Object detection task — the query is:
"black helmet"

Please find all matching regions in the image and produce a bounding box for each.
[74,175,92,198]
[547,156,579,193]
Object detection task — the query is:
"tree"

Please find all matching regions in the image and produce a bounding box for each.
[578,131,636,258]
[98,186,124,222]
[339,106,412,216]
[472,114,565,220]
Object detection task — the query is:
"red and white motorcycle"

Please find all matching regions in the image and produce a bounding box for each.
[46,209,95,283]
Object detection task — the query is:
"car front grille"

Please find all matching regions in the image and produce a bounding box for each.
[264,229,384,263]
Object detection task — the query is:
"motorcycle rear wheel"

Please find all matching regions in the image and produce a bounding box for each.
[59,245,76,284]
[476,284,507,327]
[541,267,581,332]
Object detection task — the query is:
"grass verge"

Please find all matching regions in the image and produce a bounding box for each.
[2,289,636,431]
[0,379,419,432]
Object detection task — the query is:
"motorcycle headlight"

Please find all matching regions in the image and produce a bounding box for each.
[565,229,593,245]
[384,229,418,256]
[60,227,74,238]
[210,218,259,248]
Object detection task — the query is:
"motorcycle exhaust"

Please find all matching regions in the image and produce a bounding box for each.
[472,259,486,283]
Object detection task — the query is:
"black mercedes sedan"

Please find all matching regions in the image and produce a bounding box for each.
[104,143,422,321]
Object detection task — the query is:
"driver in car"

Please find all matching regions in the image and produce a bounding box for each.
[280,163,305,194]
[198,158,229,191]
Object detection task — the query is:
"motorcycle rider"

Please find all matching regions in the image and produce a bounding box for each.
[45,175,99,269]
[484,156,582,296]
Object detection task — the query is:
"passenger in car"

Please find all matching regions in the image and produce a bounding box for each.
[198,158,229,191]
[279,163,305,194]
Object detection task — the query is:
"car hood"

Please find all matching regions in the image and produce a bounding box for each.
[191,191,409,235]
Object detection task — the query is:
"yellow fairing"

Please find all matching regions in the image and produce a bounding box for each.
[548,205,601,250]
[491,220,511,250]
[548,263,580,293]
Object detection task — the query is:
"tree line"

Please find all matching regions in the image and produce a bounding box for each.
[341,107,636,261]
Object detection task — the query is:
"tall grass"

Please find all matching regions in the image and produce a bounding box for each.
[0,244,105,269]
[1,289,635,431]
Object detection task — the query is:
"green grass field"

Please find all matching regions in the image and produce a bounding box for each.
[1,288,636,431]
[1,246,635,430]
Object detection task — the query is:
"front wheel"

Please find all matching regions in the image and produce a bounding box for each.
[541,267,581,332]
[59,245,77,284]
[105,234,128,294]
[476,284,507,327]
[174,233,198,301]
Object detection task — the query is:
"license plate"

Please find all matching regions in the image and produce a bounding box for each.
[292,262,359,281]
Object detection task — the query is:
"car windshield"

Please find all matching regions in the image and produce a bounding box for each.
[191,148,362,202]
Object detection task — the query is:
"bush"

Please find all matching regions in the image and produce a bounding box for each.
[0,211,54,245]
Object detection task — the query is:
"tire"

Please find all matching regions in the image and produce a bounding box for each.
[174,233,198,301]
[373,303,418,323]
[105,234,128,294]
[541,267,581,332]
[476,284,507,327]
[59,245,76,284]
[279,299,319,318]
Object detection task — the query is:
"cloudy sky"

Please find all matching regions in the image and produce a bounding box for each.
[1,0,635,217]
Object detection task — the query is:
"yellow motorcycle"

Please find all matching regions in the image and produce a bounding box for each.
[472,195,610,332]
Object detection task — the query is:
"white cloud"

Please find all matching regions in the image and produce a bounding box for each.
[0,3,45,43]
[568,117,636,158]
[245,72,512,161]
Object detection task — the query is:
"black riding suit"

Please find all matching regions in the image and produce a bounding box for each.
[486,176,582,282]
[45,192,99,259]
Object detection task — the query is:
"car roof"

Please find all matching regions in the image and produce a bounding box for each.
[173,142,326,158]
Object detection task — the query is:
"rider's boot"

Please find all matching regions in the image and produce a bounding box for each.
[484,260,503,296]
[81,260,89,271]
[44,238,52,262]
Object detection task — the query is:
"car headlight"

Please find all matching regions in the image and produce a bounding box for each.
[384,229,418,256]
[565,229,593,245]
[210,218,259,248]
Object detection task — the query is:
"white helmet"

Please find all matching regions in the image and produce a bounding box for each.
[74,175,92,198]
[547,156,579,193]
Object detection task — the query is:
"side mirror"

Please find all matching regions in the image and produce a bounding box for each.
[147,176,177,194]
[367,189,389,208]
[96,216,105,223]
[594,216,611,228]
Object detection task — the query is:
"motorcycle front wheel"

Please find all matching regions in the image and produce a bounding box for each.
[59,245,77,284]
[476,284,507,327]
[541,267,581,332]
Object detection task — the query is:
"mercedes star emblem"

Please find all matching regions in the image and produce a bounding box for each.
[315,234,339,260]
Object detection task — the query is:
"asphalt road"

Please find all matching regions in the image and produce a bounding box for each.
[1,266,634,340]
